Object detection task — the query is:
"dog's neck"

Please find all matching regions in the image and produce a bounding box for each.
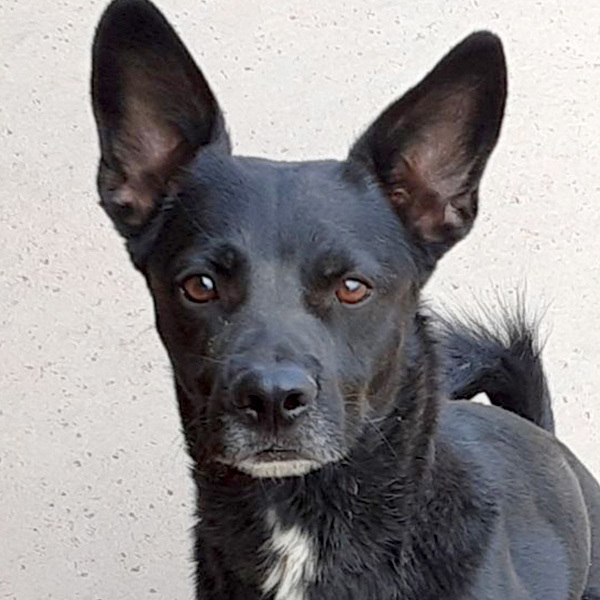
[178,315,493,599]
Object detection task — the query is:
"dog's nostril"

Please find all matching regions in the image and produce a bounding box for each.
[282,393,305,413]
[247,394,264,415]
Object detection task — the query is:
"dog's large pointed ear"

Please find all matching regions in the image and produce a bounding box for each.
[349,32,507,259]
[91,0,230,235]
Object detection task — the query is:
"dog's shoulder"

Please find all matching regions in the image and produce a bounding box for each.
[438,399,572,481]
[438,400,597,593]
[438,399,588,526]
[439,399,556,450]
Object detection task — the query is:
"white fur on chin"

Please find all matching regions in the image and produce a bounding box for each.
[237,459,321,478]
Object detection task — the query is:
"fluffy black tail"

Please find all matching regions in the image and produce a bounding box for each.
[432,301,555,434]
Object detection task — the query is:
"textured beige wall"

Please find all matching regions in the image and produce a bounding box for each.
[1,0,599,598]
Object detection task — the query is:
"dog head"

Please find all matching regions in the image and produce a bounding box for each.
[91,0,506,477]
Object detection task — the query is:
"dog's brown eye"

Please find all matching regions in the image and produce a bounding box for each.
[181,275,218,303]
[336,278,370,305]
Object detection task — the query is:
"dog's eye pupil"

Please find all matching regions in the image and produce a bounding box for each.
[336,278,370,305]
[181,275,218,303]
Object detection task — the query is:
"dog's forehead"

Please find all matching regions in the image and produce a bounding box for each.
[188,154,358,212]
[177,153,400,255]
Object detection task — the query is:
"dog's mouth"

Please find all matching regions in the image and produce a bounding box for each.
[217,446,323,478]
[253,447,305,461]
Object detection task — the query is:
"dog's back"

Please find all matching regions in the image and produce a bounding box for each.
[437,397,600,598]
[437,306,600,598]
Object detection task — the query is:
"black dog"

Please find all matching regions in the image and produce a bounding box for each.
[91,1,600,598]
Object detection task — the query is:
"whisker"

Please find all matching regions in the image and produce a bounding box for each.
[365,416,400,461]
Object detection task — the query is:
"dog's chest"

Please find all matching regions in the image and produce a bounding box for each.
[261,510,318,600]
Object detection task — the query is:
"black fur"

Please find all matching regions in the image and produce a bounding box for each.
[91,2,600,598]
[433,300,555,433]
[192,317,500,599]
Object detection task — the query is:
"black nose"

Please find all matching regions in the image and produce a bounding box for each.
[230,364,317,428]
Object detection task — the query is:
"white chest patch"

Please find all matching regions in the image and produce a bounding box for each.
[262,510,317,600]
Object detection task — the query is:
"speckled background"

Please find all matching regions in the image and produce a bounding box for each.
[1,0,599,598]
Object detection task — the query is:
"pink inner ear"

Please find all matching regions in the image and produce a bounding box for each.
[388,158,447,242]
[122,95,184,177]
[388,165,472,244]
[385,87,479,242]
[110,95,189,226]
[388,147,476,243]
[403,87,477,198]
